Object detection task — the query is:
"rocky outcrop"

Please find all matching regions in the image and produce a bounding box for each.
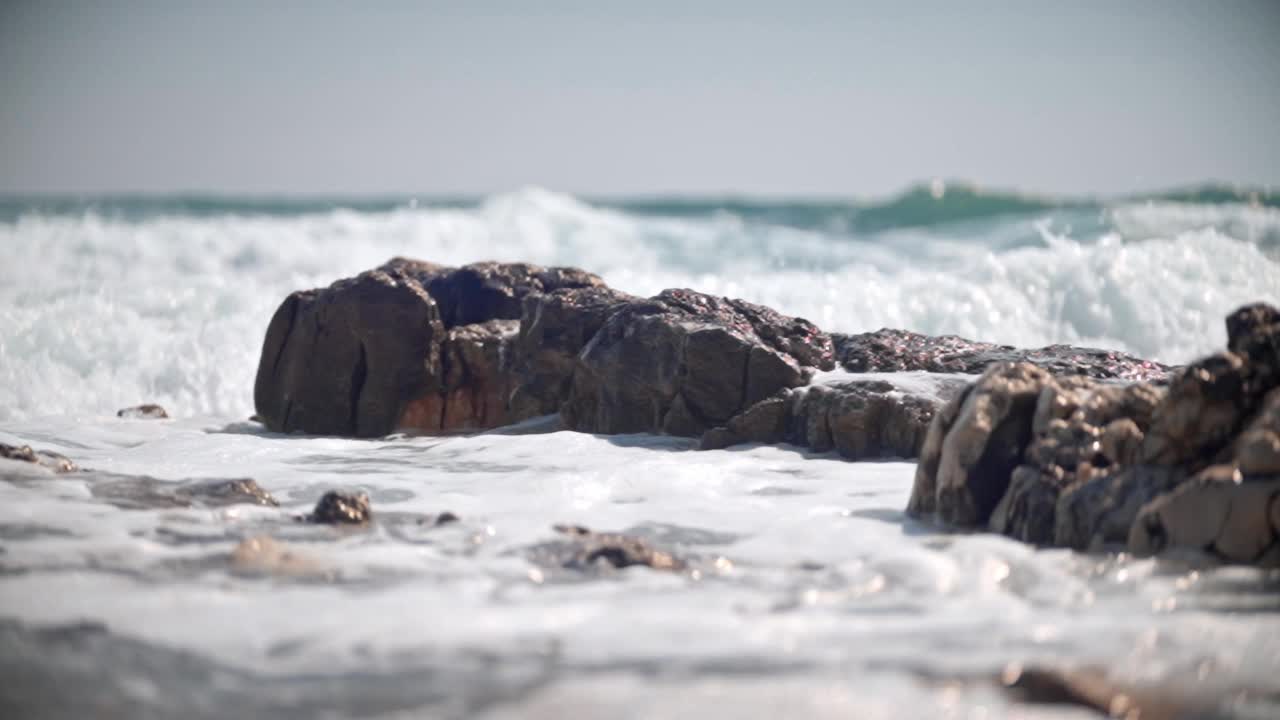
[834,328,1172,381]
[701,374,969,461]
[253,259,602,437]
[908,302,1280,566]
[560,289,835,436]
[255,258,1190,447]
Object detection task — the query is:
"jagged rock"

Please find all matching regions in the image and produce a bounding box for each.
[1129,468,1280,566]
[543,524,685,571]
[907,363,1053,526]
[304,491,372,525]
[1226,301,1280,365]
[701,374,968,460]
[1053,465,1184,550]
[509,286,636,420]
[833,328,1172,381]
[116,404,169,419]
[561,289,834,437]
[254,259,601,437]
[988,465,1067,545]
[1140,352,1252,468]
[0,443,77,473]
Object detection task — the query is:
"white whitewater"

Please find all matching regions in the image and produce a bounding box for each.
[0,190,1278,717]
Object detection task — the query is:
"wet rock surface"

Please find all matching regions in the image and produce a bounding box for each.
[560,288,834,436]
[116,404,170,419]
[909,302,1280,566]
[834,328,1173,381]
[303,491,373,525]
[254,259,601,437]
[701,375,969,461]
[254,257,1193,448]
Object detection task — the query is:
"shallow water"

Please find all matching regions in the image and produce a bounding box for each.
[2,417,1279,717]
[1,190,1279,716]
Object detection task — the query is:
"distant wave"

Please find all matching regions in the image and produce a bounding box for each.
[1,182,1275,233]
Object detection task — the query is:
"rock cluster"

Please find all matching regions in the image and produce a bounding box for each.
[908,302,1280,565]
[253,258,1163,461]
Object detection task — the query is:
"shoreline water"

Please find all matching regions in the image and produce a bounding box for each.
[2,189,1278,718]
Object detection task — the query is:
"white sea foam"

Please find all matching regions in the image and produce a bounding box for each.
[0,191,1278,715]
[1,188,1274,422]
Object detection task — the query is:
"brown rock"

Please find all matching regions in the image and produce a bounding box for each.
[509,286,635,420]
[304,491,372,525]
[116,404,170,419]
[548,524,685,571]
[1235,387,1280,477]
[1099,418,1144,466]
[0,443,77,474]
[561,289,833,437]
[1140,352,1251,468]
[925,362,1052,526]
[1129,468,1280,564]
[989,465,1067,545]
[254,259,602,437]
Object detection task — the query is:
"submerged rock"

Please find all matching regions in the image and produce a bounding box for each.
[539,524,685,572]
[91,476,278,510]
[231,535,331,579]
[304,491,372,525]
[116,404,170,419]
[561,288,834,437]
[0,443,78,474]
[908,301,1280,567]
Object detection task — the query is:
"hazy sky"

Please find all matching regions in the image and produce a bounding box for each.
[2,0,1278,197]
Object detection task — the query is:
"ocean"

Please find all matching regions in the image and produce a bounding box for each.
[1,185,1278,717]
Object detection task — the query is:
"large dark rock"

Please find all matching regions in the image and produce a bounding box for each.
[253,259,602,437]
[834,328,1172,381]
[509,286,636,420]
[560,289,834,437]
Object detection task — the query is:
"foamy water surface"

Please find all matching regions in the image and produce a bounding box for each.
[1,190,1278,717]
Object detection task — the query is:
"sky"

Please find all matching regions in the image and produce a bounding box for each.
[1,0,1278,198]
